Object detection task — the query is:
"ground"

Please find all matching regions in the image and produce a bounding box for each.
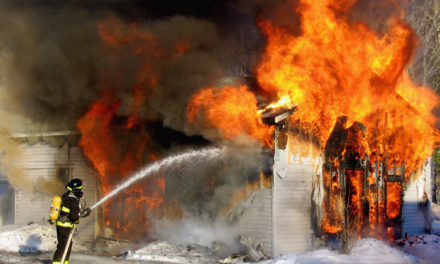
[0,223,440,264]
[0,252,167,264]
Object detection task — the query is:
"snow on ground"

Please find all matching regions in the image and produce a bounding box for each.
[1,223,440,264]
[394,234,440,264]
[431,203,440,236]
[0,223,86,254]
[257,238,420,264]
[126,240,219,263]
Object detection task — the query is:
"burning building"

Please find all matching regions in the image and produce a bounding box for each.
[0,0,439,260]
[224,107,435,257]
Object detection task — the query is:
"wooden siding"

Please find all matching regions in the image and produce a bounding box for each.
[14,143,97,243]
[69,146,97,242]
[15,143,65,226]
[0,178,14,226]
[273,162,314,256]
[402,159,432,236]
[234,188,272,256]
[402,181,426,236]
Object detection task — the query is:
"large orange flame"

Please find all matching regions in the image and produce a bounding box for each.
[77,93,164,240]
[75,0,440,242]
[186,85,274,146]
[256,0,439,175]
[186,0,440,241]
[386,182,402,219]
[76,17,168,240]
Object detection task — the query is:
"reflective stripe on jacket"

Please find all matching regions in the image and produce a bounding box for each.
[55,220,75,228]
[56,192,81,228]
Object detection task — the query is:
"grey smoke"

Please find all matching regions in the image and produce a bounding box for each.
[0,4,229,135]
[0,1,241,192]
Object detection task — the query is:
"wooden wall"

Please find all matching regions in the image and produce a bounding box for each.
[273,160,314,256]
[233,188,273,256]
[402,158,433,236]
[13,142,97,243]
[272,128,316,257]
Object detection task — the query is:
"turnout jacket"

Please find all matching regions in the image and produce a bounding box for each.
[56,192,81,228]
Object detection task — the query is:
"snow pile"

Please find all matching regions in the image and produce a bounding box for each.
[126,240,219,264]
[0,223,57,253]
[394,234,440,264]
[0,223,86,253]
[431,220,440,235]
[258,238,418,264]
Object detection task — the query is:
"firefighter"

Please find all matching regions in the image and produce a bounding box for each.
[52,178,91,264]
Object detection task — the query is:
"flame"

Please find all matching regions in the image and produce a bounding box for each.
[77,93,164,240]
[322,169,343,234]
[346,170,364,236]
[256,0,439,175]
[186,85,274,146]
[175,40,191,54]
[98,16,159,55]
[75,0,440,243]
[366,171,378,232]
[386,182,402,219]
[76,16,196,240]
[286,122,321,160]
[257,95,296,114]
[253,0,439,239]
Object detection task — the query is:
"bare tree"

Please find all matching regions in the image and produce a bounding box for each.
[407,0,440,204]
[407,0,440,92]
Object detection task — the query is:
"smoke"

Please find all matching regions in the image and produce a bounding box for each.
[151,147,270,253]
[151,216,240,253]
[233,0,301,35]
[106,15,228,132]
[0,3,101,134]
[0,0,246,192]
[0,2,103,192]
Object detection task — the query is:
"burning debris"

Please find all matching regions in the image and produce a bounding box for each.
[321,116,407,242]
[260,106,297,125]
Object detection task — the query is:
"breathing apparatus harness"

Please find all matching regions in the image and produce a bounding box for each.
[49,178,91,227]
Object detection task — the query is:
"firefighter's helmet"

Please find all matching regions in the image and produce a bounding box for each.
[66,178,83,192]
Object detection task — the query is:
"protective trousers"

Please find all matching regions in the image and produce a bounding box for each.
[52,225,73,264]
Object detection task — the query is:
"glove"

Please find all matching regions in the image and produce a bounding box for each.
[80,207,92,218]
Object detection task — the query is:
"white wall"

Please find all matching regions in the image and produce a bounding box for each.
[14,143,68,225]
[13,142,97,243]
[402,158,432,236]
[69,146,97,242]
[232,188,272,256]
[272,129,317,257]
[273,161,314,256]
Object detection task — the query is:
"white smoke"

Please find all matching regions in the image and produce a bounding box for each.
[151,216,240,252]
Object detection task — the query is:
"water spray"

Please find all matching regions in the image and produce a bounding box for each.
[85,147,223,213]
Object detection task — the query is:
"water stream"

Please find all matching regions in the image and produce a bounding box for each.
[89,147,223,210]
